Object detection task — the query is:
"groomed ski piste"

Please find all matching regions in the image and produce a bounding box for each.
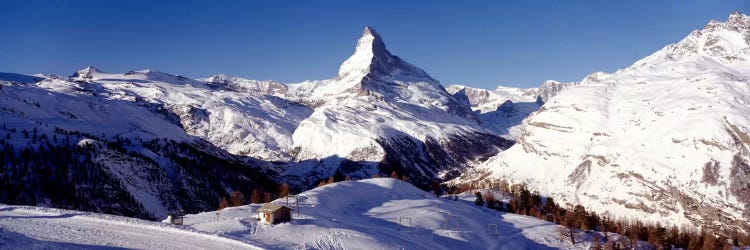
[0,205,262,249]
[2,178,646,249]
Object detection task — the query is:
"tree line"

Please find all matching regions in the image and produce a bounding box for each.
[1,124,280,219]
[450,179,750,249]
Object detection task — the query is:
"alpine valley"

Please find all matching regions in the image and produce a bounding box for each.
[1,11,750,244]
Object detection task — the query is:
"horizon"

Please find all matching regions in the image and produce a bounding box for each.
[1,1,748,89]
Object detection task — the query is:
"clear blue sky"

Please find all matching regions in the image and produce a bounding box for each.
[1,1,748,88]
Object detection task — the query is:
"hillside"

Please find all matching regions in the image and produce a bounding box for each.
[0,71,281,219]
[179,178,643,249]
[459,12,750,231]
[0,204,260,249]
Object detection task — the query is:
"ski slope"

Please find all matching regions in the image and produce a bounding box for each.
[0,205,260,249]
[180,178,640,249]
[0,179,644,249]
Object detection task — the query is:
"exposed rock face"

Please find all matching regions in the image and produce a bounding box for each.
[201,74,288,95]
[536,80,572,103]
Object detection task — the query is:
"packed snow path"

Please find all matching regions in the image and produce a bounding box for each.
[0,205,260,249]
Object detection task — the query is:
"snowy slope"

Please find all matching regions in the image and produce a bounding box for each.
[0,72,45,84]
[0,204,260,249]
[4,66,310,161]
[461,12,750,231]
[179,178,642,249]
[0,73,281,219]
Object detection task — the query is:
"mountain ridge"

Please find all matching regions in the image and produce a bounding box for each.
[456,12,750,231]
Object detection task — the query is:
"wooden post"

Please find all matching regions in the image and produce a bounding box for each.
[488,223,498,235]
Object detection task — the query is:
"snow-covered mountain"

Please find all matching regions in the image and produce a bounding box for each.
[0,26,519,218]
[280,27,512,187]
[0,70,283,218]
[0,67,294,218]
[200,74,288,96]
[446,80,573,140]
[458,12,750,231]
[67,66,312,161]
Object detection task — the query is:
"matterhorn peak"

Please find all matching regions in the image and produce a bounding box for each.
[359,26,386,54]
[335,26,434,83]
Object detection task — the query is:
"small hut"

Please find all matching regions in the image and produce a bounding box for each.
[257,203,292,225]
[167,213,184,225]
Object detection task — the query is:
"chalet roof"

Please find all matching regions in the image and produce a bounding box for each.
[258,203,291,212]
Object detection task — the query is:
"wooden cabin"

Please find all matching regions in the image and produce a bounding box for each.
[257,203,292,224]
[167,213,184,225]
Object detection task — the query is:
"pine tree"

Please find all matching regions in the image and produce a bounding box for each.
[278,183,289,198]
[687,230,703,250]
[562,212,577,245]
[499,180,509,192]
[592,234,603,250]
[484,192,498,210]
[230,190,245,206]
[545,197,556,218]
[573,205,587,230]
[648,225,666,249]
[263,192,272,203]
[474,192,485,206]
[702,233,718,250]
[218,197,229,210]
[250,189,261,204]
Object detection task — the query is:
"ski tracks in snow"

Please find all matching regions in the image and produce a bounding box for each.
[0,205,260,249]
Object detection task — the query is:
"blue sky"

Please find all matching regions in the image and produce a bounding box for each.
[1,1,748,88]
